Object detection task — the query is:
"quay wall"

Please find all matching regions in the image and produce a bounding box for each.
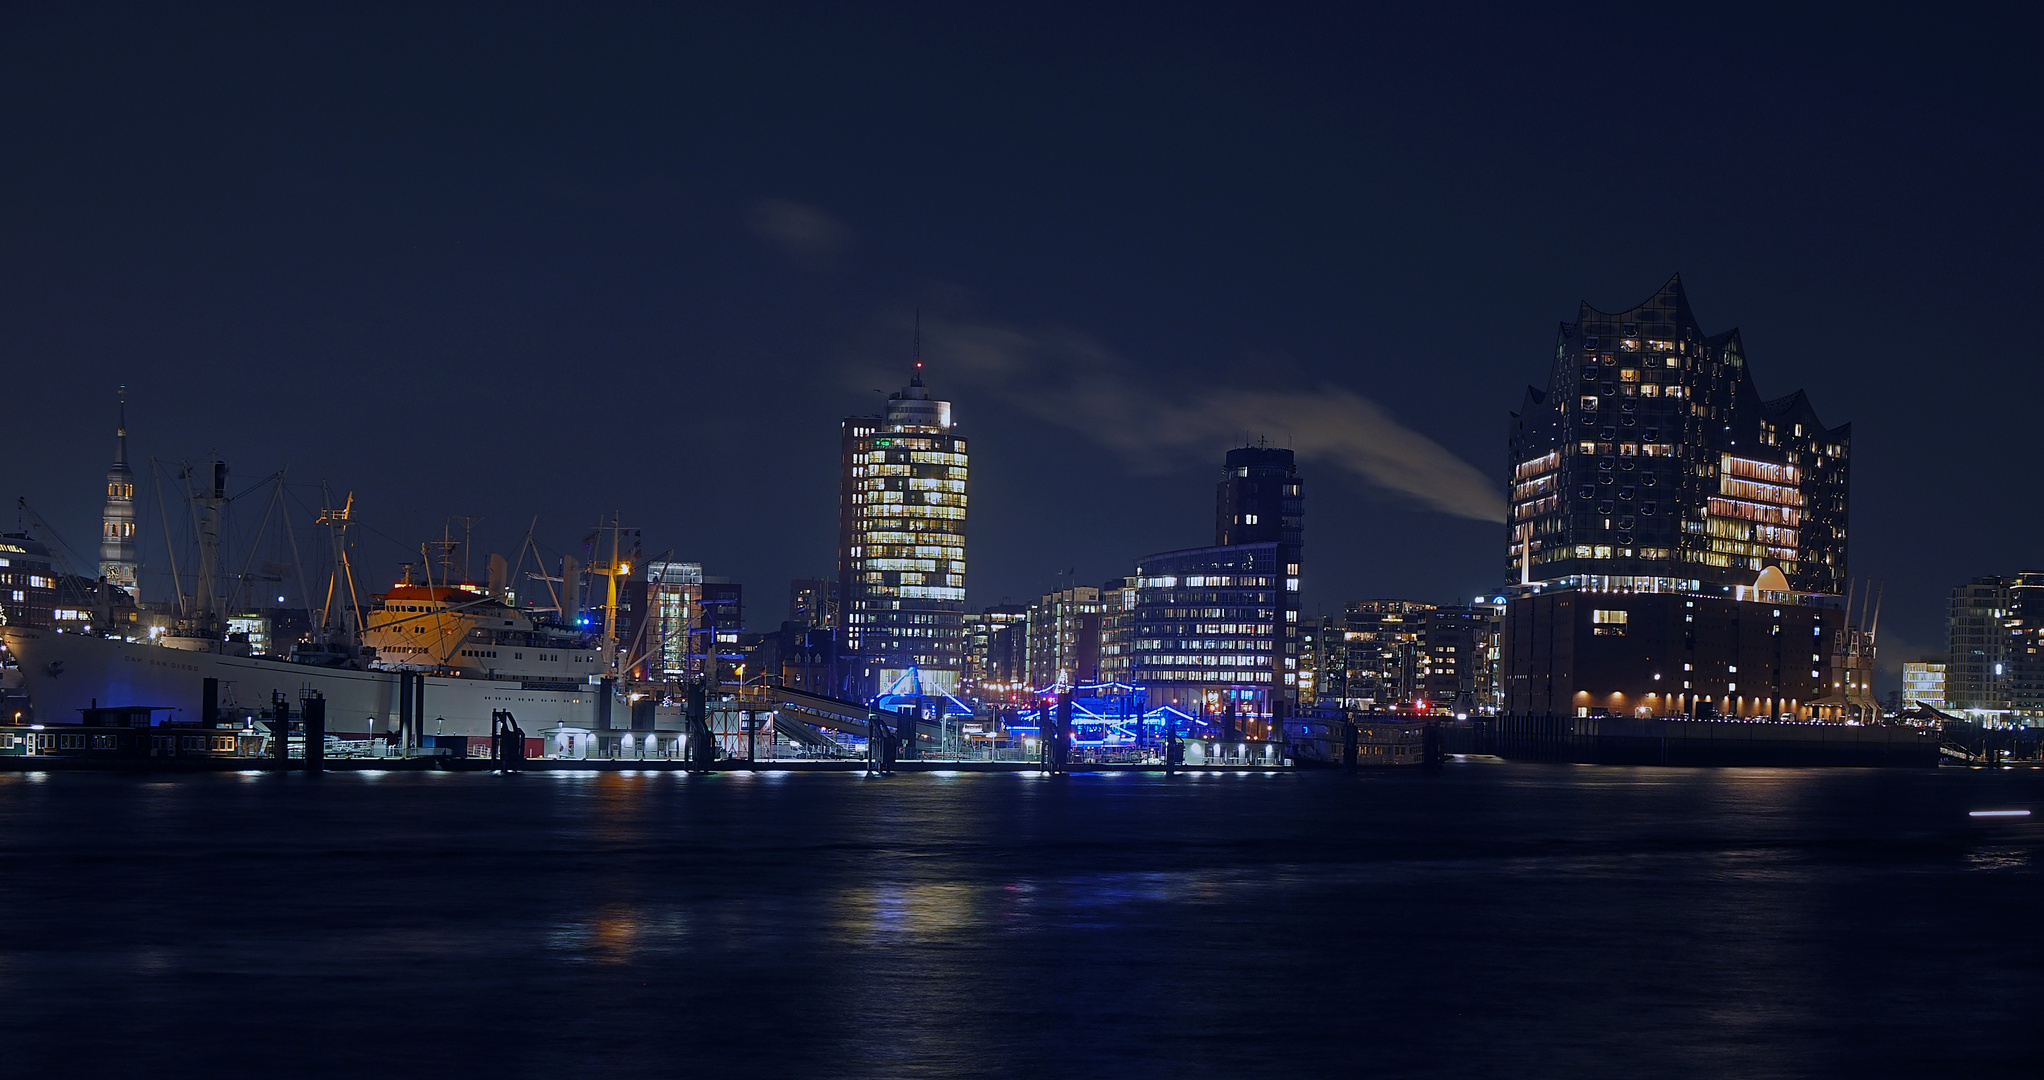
[1445,714,1940,768]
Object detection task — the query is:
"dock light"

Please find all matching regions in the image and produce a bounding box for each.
[1969,810,2032,818]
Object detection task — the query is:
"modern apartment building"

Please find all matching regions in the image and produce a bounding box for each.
[1503,276,1853,718]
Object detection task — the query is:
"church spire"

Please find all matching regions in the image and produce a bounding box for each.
[100,385,140,598]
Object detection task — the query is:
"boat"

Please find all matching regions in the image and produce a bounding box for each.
[1,461,624,742]
[2,581,614,740]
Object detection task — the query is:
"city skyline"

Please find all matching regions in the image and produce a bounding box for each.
[1,270,2022,699]
[1,12,2037,1078]
[4,7,2039,693]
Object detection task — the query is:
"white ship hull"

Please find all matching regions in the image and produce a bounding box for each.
[2,627,606,738]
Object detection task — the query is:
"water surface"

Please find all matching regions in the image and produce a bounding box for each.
[1,763,2037,1078]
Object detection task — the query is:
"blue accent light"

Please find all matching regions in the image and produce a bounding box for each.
[1008,684,1199,744]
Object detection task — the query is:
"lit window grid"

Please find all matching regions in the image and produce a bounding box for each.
[843,424,969,672]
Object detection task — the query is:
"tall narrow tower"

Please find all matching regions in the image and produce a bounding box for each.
[837,322,969,699]
[99,387,140,597]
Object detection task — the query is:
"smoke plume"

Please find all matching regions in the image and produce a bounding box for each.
[749,198,853,268]
[930,317,1507,523]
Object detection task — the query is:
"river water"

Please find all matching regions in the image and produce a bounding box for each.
[0,762,2038,1078]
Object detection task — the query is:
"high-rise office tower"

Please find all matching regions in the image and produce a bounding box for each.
[1503,276,1853,719]
[1216,444,1304,552]
[99,387,139,597]
[1131,446,1304,729]
[837,348,968,699]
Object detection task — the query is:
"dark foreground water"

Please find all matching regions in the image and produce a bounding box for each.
[1,763,2039,1079]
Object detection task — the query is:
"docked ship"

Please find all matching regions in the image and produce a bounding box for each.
[0,421,626,740]
[2,579,614,739]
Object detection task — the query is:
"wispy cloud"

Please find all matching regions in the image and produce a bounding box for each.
[929,317,1507,523]
[748,198,853,268]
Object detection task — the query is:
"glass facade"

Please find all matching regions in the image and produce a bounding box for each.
[1129,446,1305,729]
[1507,274,1849,596]
[1131,542,1292,723]
[645,560,700,677]
[838,372,968,698]
[1901,662,1947,710]
[1504,276,1856,719]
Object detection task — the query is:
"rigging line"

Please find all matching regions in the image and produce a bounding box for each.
[178,460,206,609]
[281,478,312,627]
[420,541,463,670]
[352,519,439,559]
[230,471,285,614]
[13,501,96,608]
[226,470,284,504]
[613,545,677,674]
[282,484,326,520]
[283,485,344,619]
[15,499,88,572]
[375,594,505,631]
[507,521,552,615]
[149,459,190,618]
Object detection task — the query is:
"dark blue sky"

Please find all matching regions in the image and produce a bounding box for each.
[2,4,2037,681]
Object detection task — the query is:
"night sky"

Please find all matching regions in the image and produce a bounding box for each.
[3,5,2038,685]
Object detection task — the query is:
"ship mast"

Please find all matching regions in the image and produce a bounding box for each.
[315,490,363,643]
[593,512,630,675]
[193,457,229,635]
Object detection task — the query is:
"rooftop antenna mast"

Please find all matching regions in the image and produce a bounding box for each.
[912,306,923,384]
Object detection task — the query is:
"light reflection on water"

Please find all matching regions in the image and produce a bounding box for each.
[0,764,2037,1078]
